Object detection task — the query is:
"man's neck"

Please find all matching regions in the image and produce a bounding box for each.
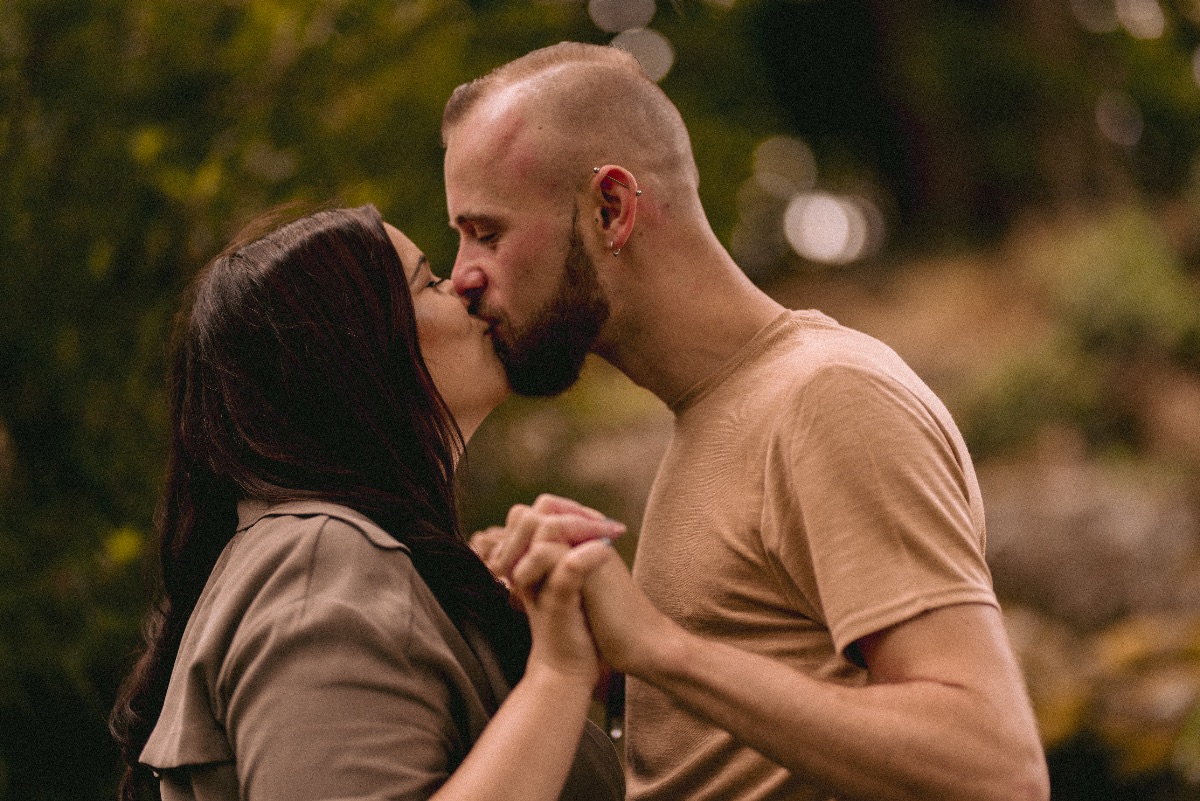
[597,253,786,406]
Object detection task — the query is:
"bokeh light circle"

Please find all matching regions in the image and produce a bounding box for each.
[784,192,870,265]
[1116,0,1165,39]
[753,136,817,197]
[1071,0,1120,33]
[1095,92,1143,147]
[589,0,655,33]
[611,28,675,82]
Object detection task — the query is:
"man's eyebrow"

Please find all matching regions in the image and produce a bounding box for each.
[451,212,500,230]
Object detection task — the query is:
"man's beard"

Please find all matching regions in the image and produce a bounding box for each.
[494,227,609,397]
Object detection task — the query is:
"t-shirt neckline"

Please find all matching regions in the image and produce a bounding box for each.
[668,310,797,414]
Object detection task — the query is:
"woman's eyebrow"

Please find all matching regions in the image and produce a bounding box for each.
[407,254,431,288]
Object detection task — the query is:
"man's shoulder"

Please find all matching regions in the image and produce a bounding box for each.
[777,309,903,367]
[740,310,912,396]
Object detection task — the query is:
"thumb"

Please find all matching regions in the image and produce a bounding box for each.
[537,540,620,607]
[544,540,616,601]
[562,538,617,575]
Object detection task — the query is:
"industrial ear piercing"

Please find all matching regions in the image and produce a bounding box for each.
[595,168,634,255]
[593,167,642,196]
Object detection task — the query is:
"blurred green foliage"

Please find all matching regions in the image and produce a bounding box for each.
[962,207,1200,459]
[2,1,1200,799]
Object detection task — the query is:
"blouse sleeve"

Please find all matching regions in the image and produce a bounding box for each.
[218,517,481,801]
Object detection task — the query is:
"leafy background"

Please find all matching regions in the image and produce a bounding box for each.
[2,0,1200,798]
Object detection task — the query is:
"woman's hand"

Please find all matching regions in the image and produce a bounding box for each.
[511,531,614,686]
[474,495,626,580]
[433,521,616,801]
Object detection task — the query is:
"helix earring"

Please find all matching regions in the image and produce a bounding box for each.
[593,167,642,196]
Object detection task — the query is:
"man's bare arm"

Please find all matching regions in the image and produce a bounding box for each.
[582,552,1050,801]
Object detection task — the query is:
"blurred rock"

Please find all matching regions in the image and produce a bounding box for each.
[982,427,1200,630]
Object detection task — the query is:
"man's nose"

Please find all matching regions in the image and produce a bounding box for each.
[451,256,487,308]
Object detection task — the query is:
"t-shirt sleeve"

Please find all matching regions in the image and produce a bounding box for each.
[219,520,465,801]
[768,363,997,659]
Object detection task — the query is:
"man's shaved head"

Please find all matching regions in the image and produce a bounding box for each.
[442,42,699,199]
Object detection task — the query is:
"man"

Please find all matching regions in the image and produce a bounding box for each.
[442,42,1049,801]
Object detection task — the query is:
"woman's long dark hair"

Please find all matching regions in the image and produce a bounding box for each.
[109,205,530,800]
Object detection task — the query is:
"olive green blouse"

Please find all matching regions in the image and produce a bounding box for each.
[141,500,623,801]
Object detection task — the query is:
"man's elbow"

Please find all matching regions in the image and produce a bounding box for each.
[936,731,1049,801]
[1014,753,1051,801]
[985,745,1050,801]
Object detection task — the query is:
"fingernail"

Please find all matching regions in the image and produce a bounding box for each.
[599,537,614,548]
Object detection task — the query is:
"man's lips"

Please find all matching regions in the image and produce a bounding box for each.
[465,299,491,330]
[473,314,498,339]
[467,304,498,337]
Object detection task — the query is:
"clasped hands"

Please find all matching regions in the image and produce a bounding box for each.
[470,494,665,683]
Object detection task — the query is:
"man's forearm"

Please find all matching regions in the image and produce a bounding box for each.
[585,560,1049,801]
[636,624,1045,801]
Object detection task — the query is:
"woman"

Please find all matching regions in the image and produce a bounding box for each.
[109,205,626,801]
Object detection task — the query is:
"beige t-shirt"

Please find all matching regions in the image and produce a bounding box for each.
[627,310,997,801]
[141,500,623,801]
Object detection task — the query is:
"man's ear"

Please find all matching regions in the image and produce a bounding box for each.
[591,165,639,254]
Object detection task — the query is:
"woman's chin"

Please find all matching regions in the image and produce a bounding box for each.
[457,394,509,443]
